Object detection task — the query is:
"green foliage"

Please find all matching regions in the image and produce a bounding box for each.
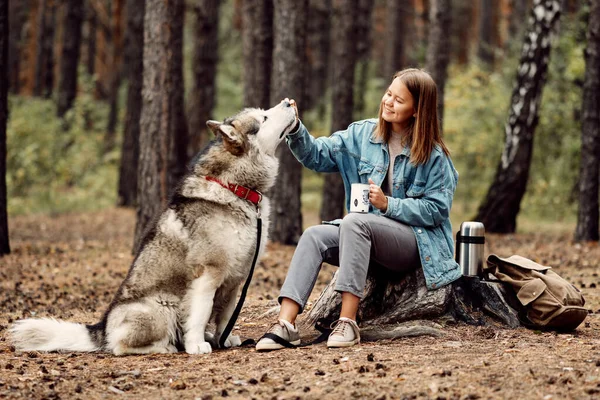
[444,14,585,225]
[7,75,119,215]
[5,4,586,232]
[522,14,584,221]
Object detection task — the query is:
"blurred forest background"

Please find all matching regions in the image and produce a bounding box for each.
[0,0,598,255]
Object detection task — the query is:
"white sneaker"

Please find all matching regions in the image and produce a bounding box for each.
[327,317,360,348]
[255,319,300,351]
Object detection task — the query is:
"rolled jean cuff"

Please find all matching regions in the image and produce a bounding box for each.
[278,293,307,314]
[333,284,364,300]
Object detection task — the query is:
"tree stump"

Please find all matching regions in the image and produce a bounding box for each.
[304,267,522,340]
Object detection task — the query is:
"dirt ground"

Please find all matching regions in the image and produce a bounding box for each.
[1,208,600,400]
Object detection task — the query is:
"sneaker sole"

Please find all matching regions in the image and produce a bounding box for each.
[326,339,360,348]
[255,339,301,351]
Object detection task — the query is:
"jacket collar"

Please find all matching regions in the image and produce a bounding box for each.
[369,133,411,157]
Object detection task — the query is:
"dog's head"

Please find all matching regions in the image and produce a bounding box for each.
[206,100,297,158]
[192,101,297,192]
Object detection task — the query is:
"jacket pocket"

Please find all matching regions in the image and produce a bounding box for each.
[358,160,375,183]
[430,228,451,259]
[406,181,426,197]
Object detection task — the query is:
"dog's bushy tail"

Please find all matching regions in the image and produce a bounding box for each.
[9,318,101,352]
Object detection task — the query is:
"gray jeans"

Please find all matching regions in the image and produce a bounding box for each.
[278,213,421,313]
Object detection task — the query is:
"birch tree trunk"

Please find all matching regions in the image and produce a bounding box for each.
[575,0,600,242]
[242,0,273,109]
[319,0,358,222]
[475,0,562,233]
[57,0,83,117]
[188,0,220,155]
[268,0,307,244]
[0,0,9,256]
[425,0,452,123]
[117,0,145,208]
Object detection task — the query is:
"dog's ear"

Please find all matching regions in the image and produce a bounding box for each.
[206,120,247,156]
[207,120,223,136]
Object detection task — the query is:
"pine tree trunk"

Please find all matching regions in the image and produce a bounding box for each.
[0,0,10,256]
[418,0,430,63]
[268,0,307,245]
[8,0,25,94]
[354,0,373,117]
[105,0,124,153]
[384,0,408,79]
[42,1,56,99]
[425,0,451,123]
[166,0,188,195]
[242,0,273,109]
[319,0,357,222]
[86,4,97,76]
[477,0,497,67]
[575,0,600,242]
[117,0,145,208]
[305,0,331,115]
[57,0,83,117]
[452,0,472,65]
[508,0,528,43]
[33,0,47,97]
[134,0,177,252]
[187,0,220,156]
[475,0,562,233]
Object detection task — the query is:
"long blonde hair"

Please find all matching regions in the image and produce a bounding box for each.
[374,68,449,165]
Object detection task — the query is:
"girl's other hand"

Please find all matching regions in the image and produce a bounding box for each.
[368,179,388,212]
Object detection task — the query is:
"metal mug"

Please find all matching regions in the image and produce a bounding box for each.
[455,221,485,277]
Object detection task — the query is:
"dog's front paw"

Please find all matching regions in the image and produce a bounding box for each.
[224,335,242,348]
[185,341,212,355]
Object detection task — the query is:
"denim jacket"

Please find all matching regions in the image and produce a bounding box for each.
[286,119,462,290]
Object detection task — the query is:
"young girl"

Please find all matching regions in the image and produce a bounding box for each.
[256,68,461,350]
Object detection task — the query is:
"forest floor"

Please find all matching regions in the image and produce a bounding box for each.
[1,208,600,400]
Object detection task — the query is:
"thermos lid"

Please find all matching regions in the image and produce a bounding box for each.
[459,221,485,237]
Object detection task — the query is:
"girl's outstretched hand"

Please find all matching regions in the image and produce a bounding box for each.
[368,179,388,212]
[283,98,300,131]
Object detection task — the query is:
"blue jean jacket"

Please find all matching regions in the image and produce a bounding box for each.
[286,119,462,290]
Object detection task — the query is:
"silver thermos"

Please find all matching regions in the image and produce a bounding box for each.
[455,221,485,277]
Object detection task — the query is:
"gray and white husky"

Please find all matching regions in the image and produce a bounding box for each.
[9,100,298,355]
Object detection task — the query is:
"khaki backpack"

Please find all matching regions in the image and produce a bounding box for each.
[485,254,588,331]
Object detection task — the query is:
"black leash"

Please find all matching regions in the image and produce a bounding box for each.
[218,212,262,349]
[256,317,334,348]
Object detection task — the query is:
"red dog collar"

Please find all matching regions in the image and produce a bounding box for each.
[205,176,263,206]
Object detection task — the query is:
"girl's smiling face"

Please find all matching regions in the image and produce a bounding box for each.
[381,77,416,133]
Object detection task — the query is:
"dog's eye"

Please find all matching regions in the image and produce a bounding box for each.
[263,116,268,123]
